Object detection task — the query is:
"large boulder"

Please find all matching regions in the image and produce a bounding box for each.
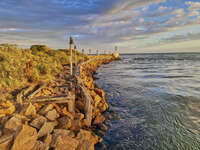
[11,125,37,150]
[4,114,28,132]
[50,129,78,150]
[75,129,98,150]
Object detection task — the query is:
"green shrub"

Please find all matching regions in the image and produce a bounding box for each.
[29,68,39,82]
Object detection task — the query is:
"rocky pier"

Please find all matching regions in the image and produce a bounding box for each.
[0,54,118,150]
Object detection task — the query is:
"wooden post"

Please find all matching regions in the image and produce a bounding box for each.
[69,36,74,76]
[96,50,99,56]
[82,49,85,61]
[74,45,77,66]
[115,46,118,53]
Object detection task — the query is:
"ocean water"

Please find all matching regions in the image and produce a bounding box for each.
[95,53,200,150]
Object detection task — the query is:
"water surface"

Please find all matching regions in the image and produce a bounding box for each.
[95,53,200,150]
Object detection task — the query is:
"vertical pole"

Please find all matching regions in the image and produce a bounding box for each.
[74,45,77,67]
[70,36,73,76]
[82,49,85,61]
[115,46,118,53]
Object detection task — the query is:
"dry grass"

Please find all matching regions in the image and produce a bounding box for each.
[0,43,88,101]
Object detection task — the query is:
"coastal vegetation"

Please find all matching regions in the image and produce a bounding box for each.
[0,43,88,101]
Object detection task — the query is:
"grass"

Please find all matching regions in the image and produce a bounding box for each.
[0,43,88,101]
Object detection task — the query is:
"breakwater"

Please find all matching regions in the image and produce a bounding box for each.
[0,54,118,150]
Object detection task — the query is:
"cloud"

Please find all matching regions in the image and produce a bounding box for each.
[107,0,166,15]
[0,0,200,53]
[185,1,200,10]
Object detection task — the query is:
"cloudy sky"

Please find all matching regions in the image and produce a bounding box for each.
[0,0,200,53]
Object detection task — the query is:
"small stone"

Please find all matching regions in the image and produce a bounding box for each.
[57,117,72,129]
[82,119,91,127]
[75,100,85,112]
[98,130,106,136]
[93,115,105,125]
[38,122,55,138]
[75,113,84,120]
[31,141,49,150]
[45,109,59,121]
[39,104,54,115]
[62,107,74,120]
[99,124,108,131]
[11,125,37,150]
[71,119,82,131]
[94,95,102,108]
[21,103,36,117]
[42,134,52,146]
[0,101,15,115]
[0,133,14,150]
[30,116,47,129]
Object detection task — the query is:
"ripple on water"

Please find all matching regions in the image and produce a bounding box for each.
[95,54,200,150]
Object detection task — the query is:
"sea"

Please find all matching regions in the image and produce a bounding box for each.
[95,53,200,150]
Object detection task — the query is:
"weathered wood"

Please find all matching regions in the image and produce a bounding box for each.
[27,83,47,99]
[30,95,75,103]
[76,76,93,126]
[16,84,37,104]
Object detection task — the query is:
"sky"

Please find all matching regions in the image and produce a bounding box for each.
[0,0,200,53]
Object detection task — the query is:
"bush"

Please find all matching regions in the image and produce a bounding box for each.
[37,64,50,75]
[29,68,39,82]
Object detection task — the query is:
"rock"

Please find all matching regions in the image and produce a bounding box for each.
[76,129,98,150]
[38,122,55,138]
[94,88,105,98]
[11,125,37,150]
[97,130,106,136]
[0,133,14,150]
[4,114,28,132]
[71,119,82,131]
[39,104,54,115]
[30,116,47,129]
[0,100,15,115]
[50,129,78,150]
[62,107,74,120]
[57,117,71,129]
[93,115,105,125]
[53,129,75,138]
[31,141,49,150]
[42,134,52,146]
[76,140,94,150]
[94,95,102,108]
[45,109,59,121]
[75,113,84,120]
[75,100,85,112]
[99,123,108,131]
[82,119,91,127]
[21,103,36,117]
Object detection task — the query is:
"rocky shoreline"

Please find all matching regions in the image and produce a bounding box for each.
[0,54,119,150]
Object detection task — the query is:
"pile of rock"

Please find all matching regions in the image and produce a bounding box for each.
[0,55,117,150]
[79,56,116,131]
[0,102,98,150]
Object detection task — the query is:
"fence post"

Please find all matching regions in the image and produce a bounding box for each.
[69,36,74,76]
